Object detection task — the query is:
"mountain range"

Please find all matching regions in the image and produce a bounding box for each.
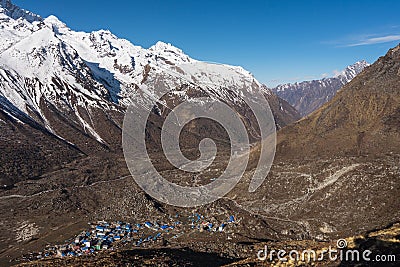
[272,60,370,116]
[1,0,399,266]
[0,0,299,186]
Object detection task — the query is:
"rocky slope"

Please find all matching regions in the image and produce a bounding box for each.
[276,45,400,158]
[211,44,400,258]
[239,43,400,245]
[272,61,370,116]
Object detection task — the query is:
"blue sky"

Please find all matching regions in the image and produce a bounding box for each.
[13,0,400,87]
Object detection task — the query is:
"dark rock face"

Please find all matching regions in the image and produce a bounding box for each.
[0,103,81,186]
[261,85,301,129]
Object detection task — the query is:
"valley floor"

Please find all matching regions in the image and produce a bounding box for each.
[1,154,399,266]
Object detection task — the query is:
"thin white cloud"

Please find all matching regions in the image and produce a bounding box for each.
[332,69,343,76]
[346,35,400,47]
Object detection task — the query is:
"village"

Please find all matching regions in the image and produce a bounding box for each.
[23,213,237,261]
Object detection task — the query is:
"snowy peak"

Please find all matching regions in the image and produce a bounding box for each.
[149,41,186,55]
[176,61,256,89]
[0,0,41,23]
[274,60,369,92]
[0,0,301,150]
[349,60,369,71]
[44,15,69,34]
[347,60,369,72]
[1,27,68,80]
[0,0,45,53]
[335,60,370,83]
[148,41,192,64]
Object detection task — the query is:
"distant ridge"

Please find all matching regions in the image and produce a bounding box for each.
[277,46,400,158]
[272,60,369,116]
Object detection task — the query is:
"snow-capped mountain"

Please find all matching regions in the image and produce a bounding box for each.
[0,0,300,185]
[0,0,42,52]
[272,60,370,116]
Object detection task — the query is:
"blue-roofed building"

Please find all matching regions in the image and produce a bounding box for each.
[96,232,106,237]
[96,225,105,231]
[195,214,201,222]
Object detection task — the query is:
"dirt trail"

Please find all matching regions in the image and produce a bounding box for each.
[0,175,132,201]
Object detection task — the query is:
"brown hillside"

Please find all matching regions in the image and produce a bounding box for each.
[277,44,400,159]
